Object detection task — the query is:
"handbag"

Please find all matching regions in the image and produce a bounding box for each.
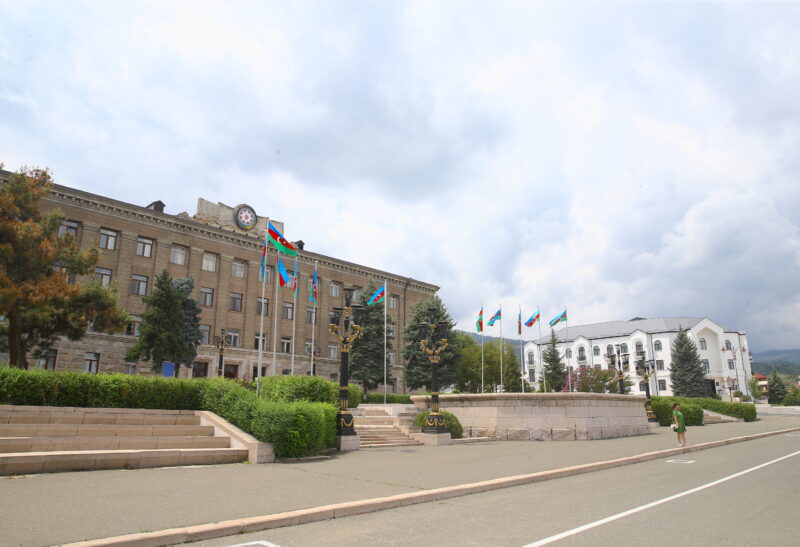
[670,423,677,430]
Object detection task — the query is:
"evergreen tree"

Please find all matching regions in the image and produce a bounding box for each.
[767,370,788,404]
[126,271,202,372]
[402,296,456,391]
[349,280,393,395]
[669,327,707,397]
[0,166,128,367]
[541,331,567,392]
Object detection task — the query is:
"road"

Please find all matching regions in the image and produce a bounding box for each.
[200,432,800,546]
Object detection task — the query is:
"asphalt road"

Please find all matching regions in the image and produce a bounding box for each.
[201,433,800,547]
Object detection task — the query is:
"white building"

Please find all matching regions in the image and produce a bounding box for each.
[522,317,753,399]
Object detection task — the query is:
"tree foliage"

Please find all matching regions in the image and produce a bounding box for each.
[126,271,202,372]
[349,279,394,394]
[575,367,620,393]
[669,327,707,397]
[0,166,128,367]
[541,331,567,392]
[454,335,522,393]
[401,296,457,391]
[747,377,763,400]
[767,370,788,404]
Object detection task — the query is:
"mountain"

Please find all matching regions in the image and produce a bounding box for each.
[460,331,526,355]
[751,349,800,377]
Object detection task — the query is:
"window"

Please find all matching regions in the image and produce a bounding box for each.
[388,323,397,338]
[635,341,644,355]
[94,267,112,288]
[231,260,246,278]
[388,295,398,309]
[199,325,210,345]
[281,337,292,353]
[98,229,117,250]
[593,346,600,356]
[306,307,316,324]
[83,352,100,373]
[699,338,707,350]
[282,302,294,320]
[126,315,143,337]
[124,363,138,375]
[527,352,535,365]
[728,359,735,370]
[229,292,243,312]
[170,245,186,265]
[192,362,208,378]
[261,267,271,283]
[199,287,214,307]
[225,329,240,348]
[352,287,361,301]
[39,349,57,371]
[304,340,313,355]
[594,364,602,370]
[136,237,153,258]
[701,359,710,373]
[202,253,217,272]
[254,333,267,350]
[252,366,267,379]
[130,274,148,296]
[656,359,665,371]
[329,282,340,298]
[59,220,80,237]
[658,379,667,391]
[528,369,536,383]
[328,343,338,359]
[565,348,572,359]
[577,347,586,360]
[388,352,396,366]
[620,343,628,354]
[606,345,614,356]
[654,340,663,351]
[330,373,338,382]
[639,381,648,391]
[725,340,732,350]
[307,277,315,293]
[256,297,269,316]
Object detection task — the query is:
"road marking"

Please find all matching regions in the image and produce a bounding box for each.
[226,542,281,547]
[785,434,800,437]
[665,459,695,464]
[524,449,800,547]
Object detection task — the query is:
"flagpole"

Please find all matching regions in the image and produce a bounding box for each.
[310,260,318,376]
[256,223,269,396]
[480,302,484,394]
[290,259,298,375]
[519,305,525,393]
[538,304,545,392]
[383,278,388,404]
[499,304,504,393]
[271,250,280,376]
[565,304,571,392]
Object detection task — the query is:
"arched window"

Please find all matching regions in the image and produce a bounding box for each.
[565,348,573,359]
[654,340,662,351]
[527,352,535,365]
[699,338,707,350]
[606,344,614,356]
[593,345,600,356]
[578,347,586,360]
[635,341,644,355]
[620,343,629,354]
[725,340,732,350]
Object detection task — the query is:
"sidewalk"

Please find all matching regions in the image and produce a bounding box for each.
[3,415,799,547]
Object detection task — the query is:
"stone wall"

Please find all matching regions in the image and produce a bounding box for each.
[411,393,650,441]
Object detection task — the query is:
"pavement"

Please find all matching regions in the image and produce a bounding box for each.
[2,415,800,547]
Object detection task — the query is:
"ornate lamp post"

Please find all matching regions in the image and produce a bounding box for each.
[722,346,744,401]
[634,352,658,422]
[610,344,630,394]
[420,321,449,434]
[214,328,229,378]
[329,287,364,439]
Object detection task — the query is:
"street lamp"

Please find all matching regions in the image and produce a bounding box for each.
[634,352,658,421]
[609,344,630,394]
[722,346,744,402]
[329,287,364,438]
[214,328,229,378]
[419,321,449,434]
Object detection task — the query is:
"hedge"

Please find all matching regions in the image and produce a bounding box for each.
[662,396,757,422]
[0,367,336,458]
[413,410,463,439]
[365,392,413,404]
[650,397,705,427]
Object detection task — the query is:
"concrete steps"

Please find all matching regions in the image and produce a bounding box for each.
[353,407,422,448]
[703,409,743,424]
[0,406,250,475]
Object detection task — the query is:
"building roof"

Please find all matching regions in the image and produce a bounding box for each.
[532,317,709,344]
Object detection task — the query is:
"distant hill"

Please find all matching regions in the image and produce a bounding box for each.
[460,330,525,354]
[751,349,800,365]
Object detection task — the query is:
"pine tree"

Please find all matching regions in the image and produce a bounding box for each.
[126,271,202,372]
[349,280,393,395]
[767,370,788,404]
[402,296,456,391]
[542,331,567,392]
[0,166,128,367]
[669,327,707,397]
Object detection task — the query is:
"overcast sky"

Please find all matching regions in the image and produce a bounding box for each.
[2,1,799,351]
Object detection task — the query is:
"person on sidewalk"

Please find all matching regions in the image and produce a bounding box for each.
[672,402,687,446]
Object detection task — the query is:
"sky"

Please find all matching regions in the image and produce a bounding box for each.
[1,1,799,352]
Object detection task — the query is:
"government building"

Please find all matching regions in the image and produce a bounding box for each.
[522,317,753,399]
[3,170,439,392]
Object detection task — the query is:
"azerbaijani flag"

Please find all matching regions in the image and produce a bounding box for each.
[517,310,522,336]
[292,257,299,295]
[487,309,501,326]
[476,307,483,333]
[310,267,318,304]
[268,222,299,256]
[260,232,268,281]
[366,285,385,306]
[549,309,567,327]
[276,257,291,287]
[525,309,541,327]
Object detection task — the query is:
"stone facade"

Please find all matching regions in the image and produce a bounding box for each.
[411,393,651,441]
[17,176,438,392]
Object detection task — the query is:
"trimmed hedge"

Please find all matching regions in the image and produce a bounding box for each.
[413,410,463,439]
[365,392,413,404]
[651,397,705,427]
[0,367,336,458]
[663,396,757,422]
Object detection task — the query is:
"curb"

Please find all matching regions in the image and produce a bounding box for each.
[63,426,800,547]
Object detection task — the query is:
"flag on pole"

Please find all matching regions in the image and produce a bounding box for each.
[525,309,541,327]
[517,309,522,336]
[276,257,291,287]
[366,284,386,306]
[267,222,299,256]
[476,307,483,333]
[292,257,299,295]
[310,267,318,303]
[487,309,501,326]
[549,309,567,327]
[260,232,269,281]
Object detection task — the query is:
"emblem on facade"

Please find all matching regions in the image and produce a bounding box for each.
[234,205,258,230]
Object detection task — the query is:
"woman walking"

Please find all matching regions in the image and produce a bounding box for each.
[672,402,687,446]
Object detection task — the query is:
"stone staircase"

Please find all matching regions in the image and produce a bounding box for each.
[0,405,252,475]
[702,409,743,424]
[354,407,422,448]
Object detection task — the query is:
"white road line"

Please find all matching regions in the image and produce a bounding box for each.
[665,459,695,464]
[524,449,800,547]
[226,541,282,547]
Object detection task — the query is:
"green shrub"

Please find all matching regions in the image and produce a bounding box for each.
[676,396,756,422]
[413,410,463,439]
[651,397,705,427]
[258,375,335,404]
[365,392,413,404]
[783,388,800,406]
[325,382,361,408]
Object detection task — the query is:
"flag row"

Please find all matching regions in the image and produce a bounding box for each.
[476,306,567,334]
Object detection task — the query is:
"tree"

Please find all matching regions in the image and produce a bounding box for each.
[455,336,522,393]
[402,296,456,391]
[0,166,128,367]
[748,377,764,401]
[126,271,202,372]
[349,280,393,395]
[541,331,567,392]
[669,327,707,397]
[767,370,788,405]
